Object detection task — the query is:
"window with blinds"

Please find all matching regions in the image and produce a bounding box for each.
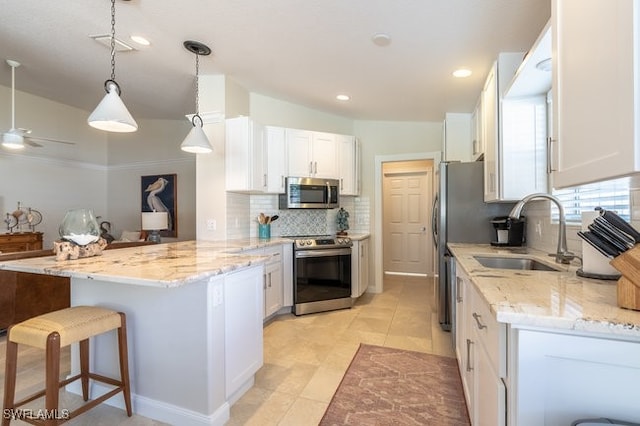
[551,177,631,224]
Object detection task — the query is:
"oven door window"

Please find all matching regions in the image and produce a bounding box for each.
[295,252,351,303]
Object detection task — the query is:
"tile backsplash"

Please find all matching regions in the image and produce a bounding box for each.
[226,193,370,239]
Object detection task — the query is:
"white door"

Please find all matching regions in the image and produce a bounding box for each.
[382,160,433,275]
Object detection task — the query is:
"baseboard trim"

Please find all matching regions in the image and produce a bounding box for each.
[384,271,428,277]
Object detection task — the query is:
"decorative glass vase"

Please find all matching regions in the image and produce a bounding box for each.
[59,208,100,246]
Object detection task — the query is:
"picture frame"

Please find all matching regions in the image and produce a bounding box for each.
[141,174,177,238]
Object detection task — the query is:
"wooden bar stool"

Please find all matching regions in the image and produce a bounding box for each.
[2,306,132,425]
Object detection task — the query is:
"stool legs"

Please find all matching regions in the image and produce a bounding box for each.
[117,313,132,417]
[2,330,18,426]
[79,339,89,401]
[44,332,61,426]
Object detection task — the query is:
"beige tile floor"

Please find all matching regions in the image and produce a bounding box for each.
[0,275,454,425]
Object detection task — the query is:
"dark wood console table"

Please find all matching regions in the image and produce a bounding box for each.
[0,232,43,253]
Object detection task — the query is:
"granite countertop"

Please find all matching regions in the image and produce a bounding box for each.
[0,240,292,288]
[449,243,640,339]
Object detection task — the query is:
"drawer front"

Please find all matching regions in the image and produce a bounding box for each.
[469,285,506,376]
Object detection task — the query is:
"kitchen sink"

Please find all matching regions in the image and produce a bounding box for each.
[473,255,561,272]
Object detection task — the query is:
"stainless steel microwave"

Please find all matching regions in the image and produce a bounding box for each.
[279,177,339,209]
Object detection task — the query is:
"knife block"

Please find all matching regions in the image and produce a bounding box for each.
[610,245,640,310]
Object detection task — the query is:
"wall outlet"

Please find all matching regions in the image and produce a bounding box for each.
[212,285,223,306]
[207,219,216,231]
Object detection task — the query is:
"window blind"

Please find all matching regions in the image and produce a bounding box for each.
[551,177,630,224]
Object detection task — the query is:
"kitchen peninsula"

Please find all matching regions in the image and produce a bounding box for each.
[0,240,287,426]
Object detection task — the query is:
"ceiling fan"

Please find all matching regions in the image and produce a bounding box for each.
[2,59,76,150]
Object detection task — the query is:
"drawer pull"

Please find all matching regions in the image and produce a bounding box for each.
[466,338,474,372]
[472,312,487,330]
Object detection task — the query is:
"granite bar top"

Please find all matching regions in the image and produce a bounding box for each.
[449,243,640,339]
[0,239,292,288]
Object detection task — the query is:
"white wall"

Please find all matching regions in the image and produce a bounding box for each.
[0,85,198,248]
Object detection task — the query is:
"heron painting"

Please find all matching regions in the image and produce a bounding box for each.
[141,174,177,237]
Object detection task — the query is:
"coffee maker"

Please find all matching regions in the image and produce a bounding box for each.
[491,216,526,246]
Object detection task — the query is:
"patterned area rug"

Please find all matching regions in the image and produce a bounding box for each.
[320,344,470,425]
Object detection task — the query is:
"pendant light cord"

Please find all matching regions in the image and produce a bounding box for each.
[195,53,200,116]
[110,0,116,82]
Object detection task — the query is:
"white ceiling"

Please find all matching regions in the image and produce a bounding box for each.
[0,0,550,122]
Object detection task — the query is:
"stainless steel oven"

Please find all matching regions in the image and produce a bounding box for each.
[293,236,352,315]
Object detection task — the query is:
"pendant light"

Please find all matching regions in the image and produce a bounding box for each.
[87,0,138,132]
[180,40,213,154]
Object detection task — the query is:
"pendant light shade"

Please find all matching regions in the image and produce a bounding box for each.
[181,40,213,154]
[88,81,138,132]
[88,0,137,133]
[181,117,213,153]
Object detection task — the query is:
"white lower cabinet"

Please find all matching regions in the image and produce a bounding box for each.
[243,244,293,320]
[455,260,506,425]
[264,247,283,318]
[224,266,264,400]
[351,237,370,298]
[511,328,640,426]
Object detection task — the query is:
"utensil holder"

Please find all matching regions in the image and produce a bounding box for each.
[258,224,271,239]
[610,245,640,310]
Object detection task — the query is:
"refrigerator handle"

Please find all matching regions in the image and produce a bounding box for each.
[431,193,439,248]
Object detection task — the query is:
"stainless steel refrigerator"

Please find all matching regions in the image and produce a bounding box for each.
[432,161,514,331]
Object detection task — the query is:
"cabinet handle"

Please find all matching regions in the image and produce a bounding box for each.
[472,139,477,155]
[281,175,285,189]
[263,173,267,187]
[472,312,487,330]
[456,277,463,303]
[268,273,272,288]
[547,137,557,173]
[466,338,474,372]
[341,178,344,190]
[314,161,318,174]
[309,161,313,174]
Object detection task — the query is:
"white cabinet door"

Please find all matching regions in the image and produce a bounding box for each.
[443,113,472,162]
[286,129,339,178]
[455,268,475,416]
[483,62,499,202]
[224,266,264,398]
[552,0,640,188]
[312,132,339,178]
[286,128,314,177]
[471,97,484,161]
[473,326,506,426]
[225,116,265,192]
[338,135,357,196]
[358,237,369,296]
[265,126,287,193]
[264,260,283,318]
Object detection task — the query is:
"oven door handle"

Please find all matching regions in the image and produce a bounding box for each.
[295,248,352,258]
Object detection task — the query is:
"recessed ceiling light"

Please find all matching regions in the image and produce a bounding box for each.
[89,34,135,52]
[371,33,391,47]
[130,35,151,46]
[453,68,472,78]
[336,94,350,101]
[536,58,552,72]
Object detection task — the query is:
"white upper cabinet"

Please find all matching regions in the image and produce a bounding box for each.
[484,52,549,202]
[505,20,551,99]
[338,134,360,196]
[225,117,287,194]
[551,0,640,189]
[443,112,472,162]
[225,116,265,193]
[286,129,339,179]
[264,126,287,193]
[471,97,484,161]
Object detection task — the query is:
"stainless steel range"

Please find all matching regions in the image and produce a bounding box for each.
[292,235,353,315]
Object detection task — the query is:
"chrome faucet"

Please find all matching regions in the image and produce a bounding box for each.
[509,193,575,264]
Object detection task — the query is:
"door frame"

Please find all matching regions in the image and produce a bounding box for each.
[373,151,441,293]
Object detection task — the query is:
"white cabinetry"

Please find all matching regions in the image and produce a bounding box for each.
[224,266,264,399]
[455,260,506,425]
[511,328,640,425]
[471,97,483,161]
[286,129,339,179]
[551,0,640,188]
[484,52,549,202]
[338,135,360,196]
[264,126,287,193]
[351,237,370,298]
[225,117,287,193]
[443,113,472,162]
[244,243,293,319]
